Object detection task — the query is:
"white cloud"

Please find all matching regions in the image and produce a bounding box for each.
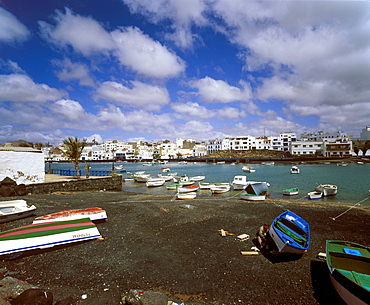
[171,101,212,119]
[0,8,30,43]
[53,58,95,87]
[38,8,114,56]
[96,80,170,111]
[0,74,66,102]
[51,99,86,121]
[122,0,207,48]
[189,76,252,103]
[111,26,186,78]
[217,106,247,120]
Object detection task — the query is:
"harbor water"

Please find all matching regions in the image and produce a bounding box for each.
[46,161,370,207]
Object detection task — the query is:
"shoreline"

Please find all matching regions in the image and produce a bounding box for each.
[0,190,369,304]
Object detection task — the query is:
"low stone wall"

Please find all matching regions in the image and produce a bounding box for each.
[25,175,123,195]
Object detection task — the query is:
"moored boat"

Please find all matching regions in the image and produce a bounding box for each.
[269,211,310,255]
[210,184,231,194]
[242,166,256,173]
[240,193,266,201]
[308,191,322,200]
[198,182,215,190]
[189,176,206,181]
[146,178,166,187]
[0,200,37,224]
[283,188,299,196]
[33,207,107,224]
[231,175,249,190]
[177,185,200,193]
[0,218,102,257]
[315,184,337,196]
[326,240,370,305]
[290,166,300,174]
[166,183,182,190]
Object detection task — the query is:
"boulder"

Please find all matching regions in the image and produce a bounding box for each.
[10,288,53,305]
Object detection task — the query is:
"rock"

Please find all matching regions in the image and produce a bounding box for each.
[123,289,169,305]
[14,184,27,196]
[54,296,75,305]
[10,288,53,305]
[0,277,36,305]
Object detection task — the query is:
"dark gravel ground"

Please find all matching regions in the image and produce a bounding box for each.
[0,191,369,305]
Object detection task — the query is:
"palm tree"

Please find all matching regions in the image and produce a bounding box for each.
[62,137,87,178]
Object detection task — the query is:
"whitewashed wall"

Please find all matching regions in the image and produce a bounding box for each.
[0,151,45,184]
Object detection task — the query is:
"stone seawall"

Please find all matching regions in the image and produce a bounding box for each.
[25,175,123,195]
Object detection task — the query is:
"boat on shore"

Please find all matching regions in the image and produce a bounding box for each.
[33,208,107,224]
[269,211,310,255]
[326,240,370,305]
[146,178,166,187]
[231,175,249,190]
[0,218,102,257]
[189,176,206,181]
[177,185,200,193]
[210,184,231,194]
[308,191,322,200]
[315,184,337,196]
[0,200,37,223]
[176,192,197,200]
[166,183,182,190]
[283,188,299,196]
[240,193,266,201]
[198,182,215,190]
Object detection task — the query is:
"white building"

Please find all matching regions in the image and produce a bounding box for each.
[0,147,45,184]
[300,131,347,142]
[289,141,323,156]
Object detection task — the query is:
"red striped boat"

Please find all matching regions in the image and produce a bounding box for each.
[0,218,102,256]
[32,207,107,224]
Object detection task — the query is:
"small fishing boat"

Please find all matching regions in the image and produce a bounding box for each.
[189,176,206,181]
[177,185,200,193]
[240,193,266,201]
[283,188,299,196]
[0,218,102,257]
[308,191,322,200]
[198,182,215,190]
[0,200,37,223]
[166,183,182,190]
[210,184,231,194]
[176,192,197,200]
[242,166,255,173]
[269,211,310,255]
[33,208,107,224]
[146,178,166,187]
[161,167,170,172]
[315,184,337,196]
[231,175,249,190]
[290,166,300,174]
[326,240,370,305]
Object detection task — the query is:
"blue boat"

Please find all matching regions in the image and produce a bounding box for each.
[269,211,310,255]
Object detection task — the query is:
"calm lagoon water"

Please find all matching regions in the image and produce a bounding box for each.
[47,161,370,207]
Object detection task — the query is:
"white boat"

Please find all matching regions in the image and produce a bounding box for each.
[315,184,337,196]
[166,183,182,190]
[210,184,231,194]
[133,173,151,182]
[282,188,299,196]
[240,193,266,201]
[156,174,173,181]
[261,162,275,165]
[231,175,249,190]
[177,185,199,193]
[336,162,348,166]
[161,167,170,172]
[33,207,107,224]
[290,166,300,174]
[0,200,37,224]
[146,178,166,187]
[198,182,215,190]
[189,176,206,181]
[308,191,322,200]
[177,192,196,200]
[242,166,255,173]
[0,218,102,257]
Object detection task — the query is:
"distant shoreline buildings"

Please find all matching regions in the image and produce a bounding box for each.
[37,127,370,161]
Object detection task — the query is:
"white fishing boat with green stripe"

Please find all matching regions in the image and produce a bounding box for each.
[0,218,102,256]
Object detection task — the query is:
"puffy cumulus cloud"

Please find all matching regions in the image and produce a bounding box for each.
[0,74,66,102]
[38,8,114,56]
[84,134,104,144]
[111,27,186,78]
[216,106,247,120]
[122,0,207,48]
[171,101,212,119]
[51,99,86,121]
[96,80,170,111]
[96,105,173,133]
[53,58,95,87]
[189,76,252,103]
[0,8,30,43]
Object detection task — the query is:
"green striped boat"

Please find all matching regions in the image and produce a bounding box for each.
[0,218,101,256]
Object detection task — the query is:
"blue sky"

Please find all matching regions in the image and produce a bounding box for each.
[1,0,370,145]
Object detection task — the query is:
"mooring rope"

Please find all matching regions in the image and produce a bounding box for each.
[331,196,369,220]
